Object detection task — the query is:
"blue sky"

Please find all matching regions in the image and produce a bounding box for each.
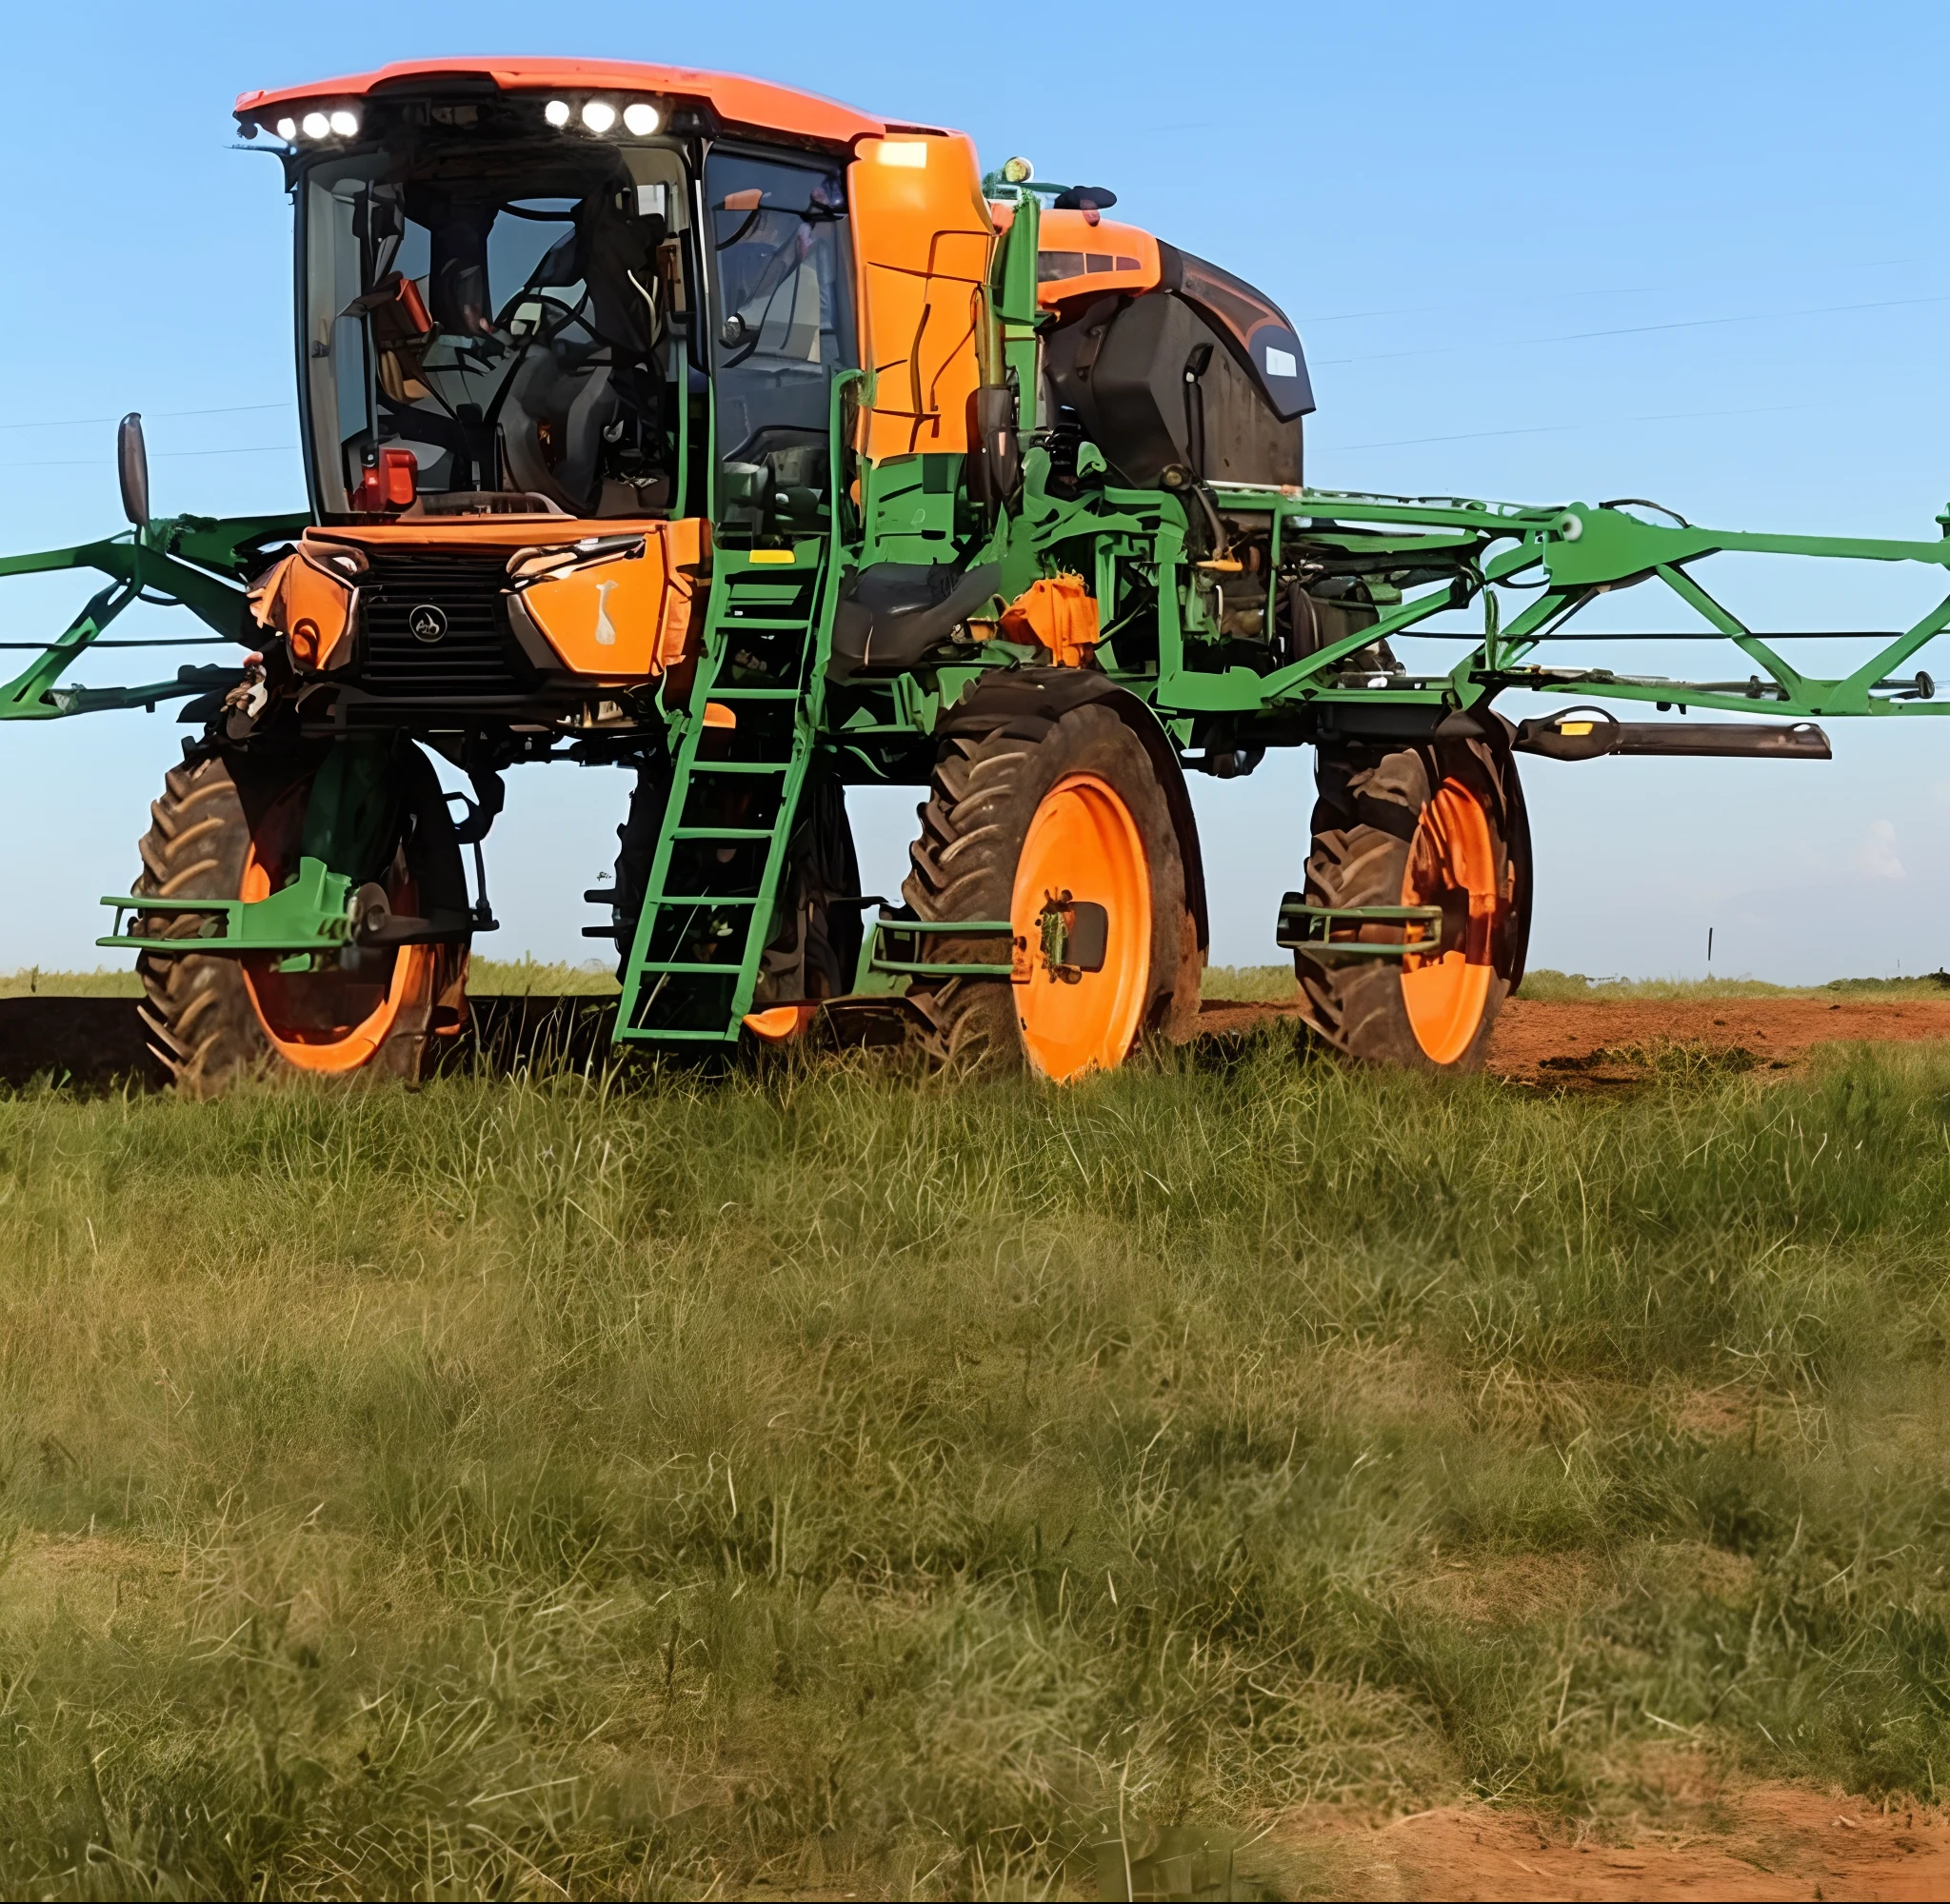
[2,1,1947,980]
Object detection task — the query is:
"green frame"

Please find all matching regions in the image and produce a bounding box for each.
[0,514,305,721]
[6,181,1948,1041]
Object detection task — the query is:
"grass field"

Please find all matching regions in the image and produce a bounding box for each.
[12,959,1944,1005]
[7,1024,1950,1896]
[1514,966,1950,1003]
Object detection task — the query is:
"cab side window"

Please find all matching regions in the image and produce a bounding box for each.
[705,149,856,536]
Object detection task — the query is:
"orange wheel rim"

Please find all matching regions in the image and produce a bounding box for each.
[1010,773,1151,1081]
[238,785,429,1073]
[1399,778,1498,1065]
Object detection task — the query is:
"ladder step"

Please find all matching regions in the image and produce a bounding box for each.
[612,527,826,1050]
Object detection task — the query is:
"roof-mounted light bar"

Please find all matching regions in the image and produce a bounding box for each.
[255,89,666,148]
[542,95,662,137]
[272,107,360,145]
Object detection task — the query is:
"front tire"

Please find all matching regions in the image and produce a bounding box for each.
[903,701,1201,1079]
[1294,737,1529,1072]
[133,747,469,1096]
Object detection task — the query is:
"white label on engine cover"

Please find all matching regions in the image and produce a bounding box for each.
[1264,347,1298,378]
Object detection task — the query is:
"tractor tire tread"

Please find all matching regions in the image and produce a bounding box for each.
[902,702,1200,1076]
[1293,738,1528,1074]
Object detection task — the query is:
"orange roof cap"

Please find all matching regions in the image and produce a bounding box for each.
[235,57,888,148]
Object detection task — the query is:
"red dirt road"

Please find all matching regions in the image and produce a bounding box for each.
[1292,1782,1950,1900]
[1195,993,1950,1080]
[1488,995,1950,1082]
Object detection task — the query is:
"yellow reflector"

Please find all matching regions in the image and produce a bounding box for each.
[748,549,796,565]
[1560,721,1594,735]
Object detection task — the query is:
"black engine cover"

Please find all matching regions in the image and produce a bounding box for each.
[1046,289,1304,490]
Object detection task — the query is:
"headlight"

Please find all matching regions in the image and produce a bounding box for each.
[623,101,660,136]
[301,111,330,140]
[328,109,359,137]
[581,99,617,133]
[545,98,571,128]
[275,117,297,142]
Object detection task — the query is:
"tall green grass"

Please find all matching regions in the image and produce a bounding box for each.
[0,966,141,998]
[466,954,620,995]
[1200,962,1297,1001]
[10,960,1936,1003]
[0,957,622,1001]
[6,1039,1950,1894]
[1517,965,1950,1002]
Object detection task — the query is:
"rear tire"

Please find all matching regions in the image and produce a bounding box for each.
[133,747,468,1097]
[608,764,861,1002]
[903,701,1201,1078]
[1294,737,1529,1072]
[757,776,864,1005]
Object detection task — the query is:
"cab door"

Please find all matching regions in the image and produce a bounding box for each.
[704,147,858,540]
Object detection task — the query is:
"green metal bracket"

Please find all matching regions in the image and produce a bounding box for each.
[98,855,359,960]
[864,914,1016,980]
[1276,898,1446,960]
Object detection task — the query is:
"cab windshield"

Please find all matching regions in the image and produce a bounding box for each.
[301,135,693,518]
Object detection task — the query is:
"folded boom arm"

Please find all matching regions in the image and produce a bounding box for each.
[0,513,306,720]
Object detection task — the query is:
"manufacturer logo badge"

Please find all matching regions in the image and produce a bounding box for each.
[408,603,448,644]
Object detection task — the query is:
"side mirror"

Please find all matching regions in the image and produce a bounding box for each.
[117,413,149,527]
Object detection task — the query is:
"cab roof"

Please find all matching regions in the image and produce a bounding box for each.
[235,58,897,149]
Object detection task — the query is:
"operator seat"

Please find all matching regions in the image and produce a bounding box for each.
[502,192,668,513]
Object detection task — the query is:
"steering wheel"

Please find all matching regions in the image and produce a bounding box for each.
[492,289,591,343]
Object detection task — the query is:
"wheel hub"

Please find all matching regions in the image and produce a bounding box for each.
[1008,773,1152,1081]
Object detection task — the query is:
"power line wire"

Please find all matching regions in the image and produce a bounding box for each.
[13,445,295,469]
[0,403,287,434]
[1316,292,1950,367]
[1323,401,1815,453]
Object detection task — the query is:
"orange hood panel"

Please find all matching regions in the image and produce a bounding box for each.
[262,516,711,684]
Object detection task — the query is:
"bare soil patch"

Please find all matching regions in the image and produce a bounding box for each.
[1489,996,1950,1084]
[1194,993,1950,1083]
[1673,1384,1760,1440]
[1195,997,1308,1040]
[1291,1776,1950,1900]
[1406,1550,1595,1625]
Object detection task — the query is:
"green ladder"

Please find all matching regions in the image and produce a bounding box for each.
[614,541,835,1048]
